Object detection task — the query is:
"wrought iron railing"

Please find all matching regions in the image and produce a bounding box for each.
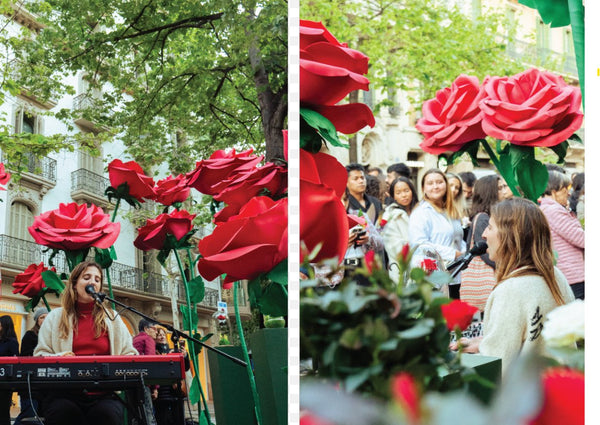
[73,93,97,111]
[1,152,57,183]
[0,234,220,308]
[71,168,110,198]
[504,38,577,78]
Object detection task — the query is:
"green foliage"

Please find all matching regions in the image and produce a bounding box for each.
[301,0,525,109]
[2,0,287,170]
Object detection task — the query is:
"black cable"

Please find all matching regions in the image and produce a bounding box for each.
[26,372,44,425]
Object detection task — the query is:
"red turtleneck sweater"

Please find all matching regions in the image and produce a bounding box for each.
[72,301,110,355]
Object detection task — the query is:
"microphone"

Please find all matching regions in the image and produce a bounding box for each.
[446,241,488,272]
[85,284,106,303]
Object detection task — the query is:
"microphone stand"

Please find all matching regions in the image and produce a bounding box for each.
[96,292,247,367]
[450,257,472,279]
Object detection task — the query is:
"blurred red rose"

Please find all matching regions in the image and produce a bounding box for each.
[185,148,263,195]
[134,209,196,251]
[211,162,287,211]
[364,250,377,273]
[12,262,55,298]
[154,174,190,206]
[28,203,120,251]
[282,130,288,162]
[0,163,11,190]
[480,68,583,148]
[529,367,584,425]
[300,150,348,263]
[108,159,156,202]
[300,412,336,425]
[420,258,438,275]
[391,372,421,425]
[400,243,411,263]
[440,300,478,332]
[416,74,487,155]
[196,196,287,289]
[300,20,375,134]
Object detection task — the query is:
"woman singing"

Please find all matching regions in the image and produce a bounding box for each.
[455,198,575,373]
[34,261,137,425]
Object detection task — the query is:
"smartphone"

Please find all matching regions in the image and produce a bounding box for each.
[351,227,366,238]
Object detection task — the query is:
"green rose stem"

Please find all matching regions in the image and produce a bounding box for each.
[41,294,51,311]
[102,196,123,311]
[173,249,212,425]
[234,281,263,425]
[480,139,520,197]
[567,0,584,107]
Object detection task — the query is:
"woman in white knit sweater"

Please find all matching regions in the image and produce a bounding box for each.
[455,198,574,373]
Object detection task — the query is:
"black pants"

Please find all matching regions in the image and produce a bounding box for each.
[0,391,11,425]
[41,392,123,425]
[571,281,584,300]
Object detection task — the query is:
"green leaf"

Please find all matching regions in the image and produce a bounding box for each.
[518,0,570,27]
[339,328,362,349]
[511,145,548,201]
[259,281,288,316]
[94,247,114,268]
[398,318,435,339]
[410,267,426,282]
[188,375,201,405]
[188,276,205,304]
[300,108,347,149]
[496,144,520,192]
[448,139,482,166]
[42,270,65,293]
[266,259,288,286]
[180,304,198,332]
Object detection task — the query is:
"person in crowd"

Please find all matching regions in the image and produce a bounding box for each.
[453,198,575,373]
[381,177,418,283]
[545,163,566,174]
[34,261,138,425]
[343,166,385,284]
[366,174,386,205]
[539,171,585,300]
[458,171,476,216]
[367,166,384,178]
[0,315,19,425]
[497,176,513,201]
[446,173,469,238]
[459,175,502,311]
[384,163,411,205]
[153,328,189,425]
[13,308,49,425]
[569,172,584,222]
[409,169,465,298]
[133,318,158,355]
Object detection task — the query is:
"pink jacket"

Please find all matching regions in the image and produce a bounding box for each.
[539,197,584,285]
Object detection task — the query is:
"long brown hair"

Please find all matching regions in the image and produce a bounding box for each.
[490,198,565,305]
[421,168,461,219]
[59,261,108,339]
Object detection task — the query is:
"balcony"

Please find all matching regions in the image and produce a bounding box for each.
[504,38,578,80]
[0,234,219,309]
[8,59,57,109]
[1,152,57,193]
[8,1,45,31]
[71,168,111,207]
[73,94,106,132]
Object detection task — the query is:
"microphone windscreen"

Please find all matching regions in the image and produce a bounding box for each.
[471,241,488,255]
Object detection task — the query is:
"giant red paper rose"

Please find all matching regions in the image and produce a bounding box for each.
[108,159,156,202]
[0,163,10,190]
[300,150,348,263]
[154,174,191,206]
[528,367,584,425]
[185,148,263,196]
[300,20,375,134]
[12,262,54,298]
[134,209,196,251]
[196,196,287,289]
[416,74,487,155]
[211,162,287,214]
[440,300,478,332]
[28,202,120,251]
[480,68,583,147]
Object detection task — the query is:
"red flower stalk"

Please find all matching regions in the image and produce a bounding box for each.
[28,202,121,251]
[480,68,583,148]
[391,372,421,425]
[12,262,55,298]
[416,74,487,155]
[364,250,377,274]
[185,148,263,196]
[154,174,190,206]
[197,196,287,289]
[134,209,196,251]
[528,367,584,425]
[0,163,11,190]
[440,300,478,332]
[400,244,411,263]
[108,159,156,202]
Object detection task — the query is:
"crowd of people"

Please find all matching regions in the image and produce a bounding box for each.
[316,160,584,372]
[0,261,189,425]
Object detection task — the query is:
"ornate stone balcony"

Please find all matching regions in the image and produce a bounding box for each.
[1,152,57,194]
[70,168,111,207]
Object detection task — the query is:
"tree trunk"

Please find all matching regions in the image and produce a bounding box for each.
[348,91,359,163]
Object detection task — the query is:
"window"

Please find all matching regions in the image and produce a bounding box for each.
[78,143,103,174]
[14,108,43,134]
[8,201,35,241]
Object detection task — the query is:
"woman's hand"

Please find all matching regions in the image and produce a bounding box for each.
[62,351,75,356]
[449,337,481,353]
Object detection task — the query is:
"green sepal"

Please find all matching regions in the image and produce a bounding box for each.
[105,182,142,209]
[248,276,287,317]
[266,259,287,286]
[496,143,520,195]
[64,248,90,271]
[94,246,117,269]
[42,270,65,293]
[300,108,347,150]
[156,231,197,265]
[549,140,569,164]
[448,139,483,166]
[510,145,548,201]
[518,0,570,27]
[188,276,205,304]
